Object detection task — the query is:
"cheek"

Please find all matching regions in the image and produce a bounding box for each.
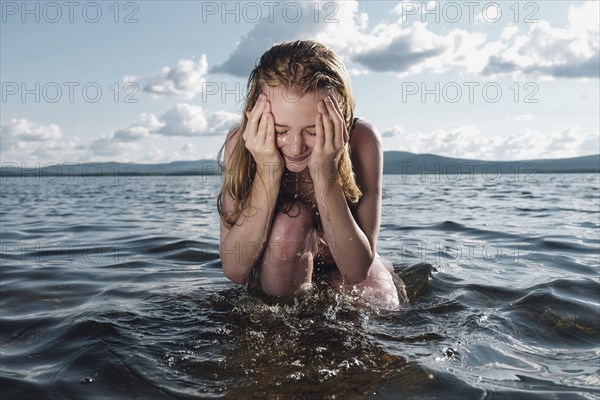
[275,136,285,149]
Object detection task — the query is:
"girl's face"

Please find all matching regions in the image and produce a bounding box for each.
[261,86,329,173]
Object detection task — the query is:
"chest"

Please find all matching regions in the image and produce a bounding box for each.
[281,173,314,199]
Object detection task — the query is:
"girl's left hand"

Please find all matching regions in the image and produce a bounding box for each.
[308,94,349,184]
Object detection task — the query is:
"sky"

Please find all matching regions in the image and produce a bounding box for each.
[1,0,599,165]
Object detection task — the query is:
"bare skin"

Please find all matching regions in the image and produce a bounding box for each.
[219,86,404,309]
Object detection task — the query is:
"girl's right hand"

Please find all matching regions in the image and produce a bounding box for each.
[243,93,283,180]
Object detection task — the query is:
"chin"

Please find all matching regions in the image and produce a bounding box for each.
[284,162,308,173]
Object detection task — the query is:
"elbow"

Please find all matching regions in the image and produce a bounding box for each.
[220,246,249,284]
[223,268,248,285]
[345,253,375,284]
[220,257,249,284]
[346,269,370,285]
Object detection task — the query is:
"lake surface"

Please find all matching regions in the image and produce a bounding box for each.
[1,172,599,399]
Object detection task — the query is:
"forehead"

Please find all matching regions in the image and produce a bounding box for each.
[261,86,328,126]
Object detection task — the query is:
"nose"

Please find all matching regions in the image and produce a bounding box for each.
[290,131,306,156]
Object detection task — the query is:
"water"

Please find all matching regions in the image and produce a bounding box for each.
[1,173,599,399]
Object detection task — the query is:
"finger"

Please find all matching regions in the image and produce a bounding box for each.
[326,94,349,144]
[243,111,251,141]
[315,112,325,149]
[323,95,343,149]
[245,94,266,140]
[256,102,268,146]
[259,100,272,146]
[319,100,335,149]
[266,111,275,149]
[264,101,274,141]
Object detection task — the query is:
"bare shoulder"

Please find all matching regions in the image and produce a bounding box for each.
[350,118,382,153]
[349,118,383,163]
[226,123,241,142]
[223,123,241,160]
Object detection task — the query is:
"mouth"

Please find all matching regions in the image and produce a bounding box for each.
[285,154,309,163]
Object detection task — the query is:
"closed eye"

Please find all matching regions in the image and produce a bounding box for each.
[275,130,316,136]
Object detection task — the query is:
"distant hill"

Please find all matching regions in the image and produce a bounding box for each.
[0,160,220,177]
[382,152,600,174]
[1,153,598,177]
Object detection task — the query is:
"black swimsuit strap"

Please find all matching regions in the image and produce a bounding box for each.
[349,117,359,140]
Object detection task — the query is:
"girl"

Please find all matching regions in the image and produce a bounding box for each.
[217,40,406,309]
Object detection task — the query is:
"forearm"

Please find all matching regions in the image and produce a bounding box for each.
[314,179,374,283]
[220,174,281,283]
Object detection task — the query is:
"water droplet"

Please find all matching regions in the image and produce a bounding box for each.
[81,377,93,384]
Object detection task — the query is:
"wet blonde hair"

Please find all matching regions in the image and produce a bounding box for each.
[217,39,362,228]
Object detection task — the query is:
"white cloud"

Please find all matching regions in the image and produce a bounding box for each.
[515,114,535,122]
[159,104,239,137]
[113,113,164,142]
[383,124,497,159]
[353,1,598,79]
[0,118,81,163]
[129,0,598,102]
[126,55,209,99]
[568,1,600,39]
[88,104,238,160]
[144,142,202,163]
[382,124,600,160]
[500,25,519,41]
[181,143,199,158]
[207,1,500,78]
[2,118,62,143]
[381,126,405,138]
[123,0,598,111]
[483,1,599,79]
[349,22,499,77]
[210,1,343,77]
[147,146,167,163]
[104,104,239,143]
[88,138,140,161]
